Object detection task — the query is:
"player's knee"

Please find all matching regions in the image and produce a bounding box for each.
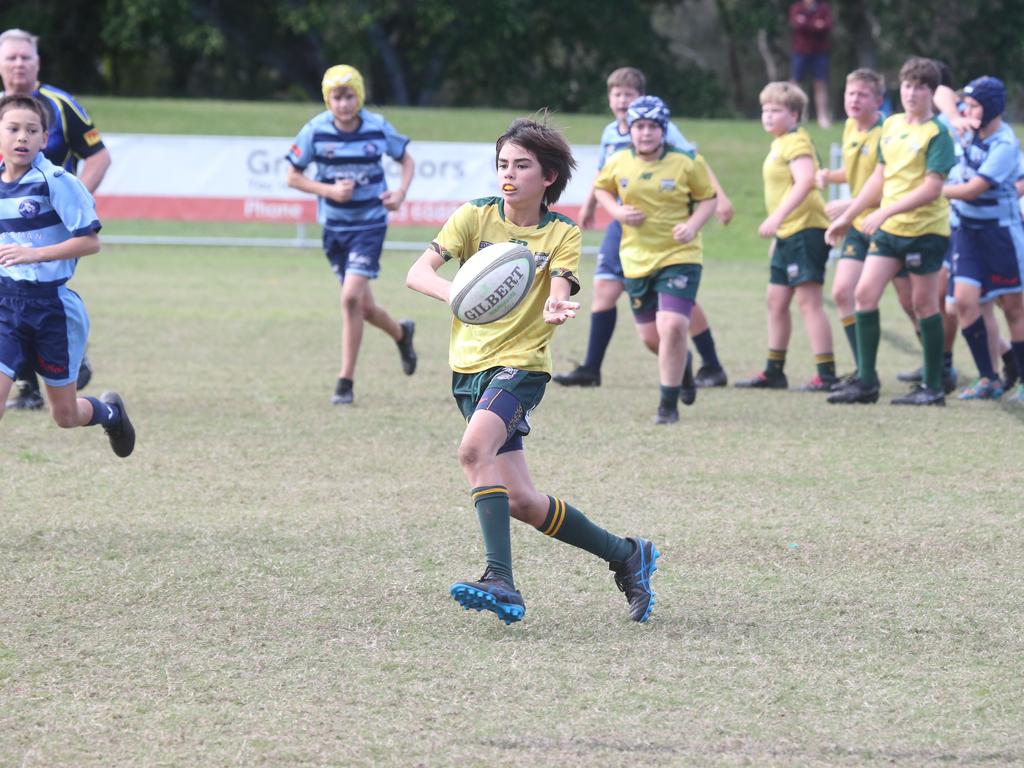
[457,440,490,474]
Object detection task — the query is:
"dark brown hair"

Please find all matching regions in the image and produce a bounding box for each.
[0,94,48,131]
[495,115,577,206]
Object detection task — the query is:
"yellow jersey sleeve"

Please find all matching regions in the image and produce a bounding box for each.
[762,127,830,238]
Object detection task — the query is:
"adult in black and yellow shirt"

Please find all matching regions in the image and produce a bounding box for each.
[407,118,659,626]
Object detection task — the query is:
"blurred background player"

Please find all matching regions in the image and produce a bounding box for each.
[286,65,417,406]
[406,117,658,625]
[0,94,134,457]
[818,68,916,386]
[0,28,112,411]
[737,81,835,392]
[826,57,956,406]
[554,67,733,395]
[942,76,1024,401]
[593,96,718,424]
[788,0,832,129]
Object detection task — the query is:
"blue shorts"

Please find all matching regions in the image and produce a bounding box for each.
[594,220,625,282]
[952,223,1024,302]
[0,278,89,387]
[323,226,386,282]
[791,52,829,82]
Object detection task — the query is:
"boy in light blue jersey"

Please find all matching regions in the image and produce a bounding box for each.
[0,95,134,456]
[554,67,734,396]
[943,76,1024,400]
[286,65,417,406]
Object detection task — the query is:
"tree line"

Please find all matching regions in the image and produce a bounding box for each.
[3,0,1021,116]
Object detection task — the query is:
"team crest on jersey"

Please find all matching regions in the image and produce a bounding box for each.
[53,169,64,177]
[660,179,676,191]
[84,129,101,147]
[533,252,549,271]
[478,240,494,249]
[18,200,40,218]
[619,178,629,188]
[363,142,380,157]
[640,172,653,180]
[289,144,302,159]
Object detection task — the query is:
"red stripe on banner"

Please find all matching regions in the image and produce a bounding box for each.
[94,196,612,229]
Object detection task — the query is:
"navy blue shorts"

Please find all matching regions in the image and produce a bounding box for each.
[594,220,625,282]
[952,223,1024,301]
[323,226,386,282]
[0,278,89,387]
[791,52,829,82]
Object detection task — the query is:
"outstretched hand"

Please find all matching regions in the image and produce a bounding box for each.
[543,298,580,325]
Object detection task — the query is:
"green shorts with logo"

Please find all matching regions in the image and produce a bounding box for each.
[625,263,702,317]
[841,226,909,277]
[452,366,549,433]
[867,231,948,275]
[770,228,829,286]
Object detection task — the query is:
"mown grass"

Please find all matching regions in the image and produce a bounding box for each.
[1,241,1022,766]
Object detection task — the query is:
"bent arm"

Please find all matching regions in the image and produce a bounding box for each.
[77,149,111,194]
[406,246,451,303]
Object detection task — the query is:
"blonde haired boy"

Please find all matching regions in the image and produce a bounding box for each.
[736,81,835,391]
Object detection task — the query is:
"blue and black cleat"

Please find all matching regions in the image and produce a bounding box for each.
[610,536,660,623]
[450,569,525,625]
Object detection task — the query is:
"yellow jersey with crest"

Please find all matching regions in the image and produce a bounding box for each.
[842,115,884,229]
[594,146,715,278]
[762,127,829,238]
[876,114,956,237]
[433,197,581,374]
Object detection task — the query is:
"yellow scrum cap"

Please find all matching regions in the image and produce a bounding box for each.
[322,65,365,110]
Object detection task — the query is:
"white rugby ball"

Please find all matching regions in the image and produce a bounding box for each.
[449,242,536,324]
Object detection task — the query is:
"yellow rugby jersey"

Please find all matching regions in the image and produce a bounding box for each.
[842,115,883,229]
[593,146,715,278]
[434,197,581,374]
[876,114,956,237]
[762,127,830,238]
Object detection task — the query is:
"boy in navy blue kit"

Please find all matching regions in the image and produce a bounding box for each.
[286,65,417,406]
[0,94,134,456]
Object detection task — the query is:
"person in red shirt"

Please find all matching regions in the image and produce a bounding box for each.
[789,0,832,128]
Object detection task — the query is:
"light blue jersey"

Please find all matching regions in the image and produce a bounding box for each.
[286,109,410,232]
[0,153,100,284]
[597,120,694,169]
[953,122,1023,227]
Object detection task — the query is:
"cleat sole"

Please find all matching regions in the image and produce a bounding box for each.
[450,583,524,624]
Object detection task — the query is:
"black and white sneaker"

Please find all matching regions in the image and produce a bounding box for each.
[331,378,354,405]
[99,391,135,458]
[5,379,44,410]
[609,537,660,623]
[891,383,945,406]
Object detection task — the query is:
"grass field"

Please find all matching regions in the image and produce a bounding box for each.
[2,100,1023,765]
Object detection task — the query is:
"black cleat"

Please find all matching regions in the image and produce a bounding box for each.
[331,378,354,405]
[694,364,728,388]
[679,354,697,406]
[942,366,958,394]
[891,383,945,406]
[735,371,788,389]
[897,366,922,383]
[609,537,660,623]
[1002,351,1019,391]
[98,391,135,457]
[654,405,679,425]
[826,378,880,404]
[76,355,93,390]
[397,320,417,375]
[829,372,859,391]
[5,379,44,410]
[552,364,601,387]
[450,568,525,625]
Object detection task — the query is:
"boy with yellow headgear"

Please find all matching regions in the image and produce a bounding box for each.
[286,65,417,406]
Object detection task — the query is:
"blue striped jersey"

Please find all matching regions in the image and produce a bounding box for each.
[597,120,694,170]
[953,122,1023,227]
[0,153,100,284]
[286,109,410,231]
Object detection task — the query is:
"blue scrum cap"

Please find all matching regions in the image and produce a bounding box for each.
[962,76,1005,127]
[626,95,670,134]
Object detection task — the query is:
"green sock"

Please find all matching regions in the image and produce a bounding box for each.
[855,309,881,387]
[766,349,786,377]
[815,353,836,381]
[537,496,632,563]
[919,313,944,390]
[842,315,858,366]
[472,486,514,586]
